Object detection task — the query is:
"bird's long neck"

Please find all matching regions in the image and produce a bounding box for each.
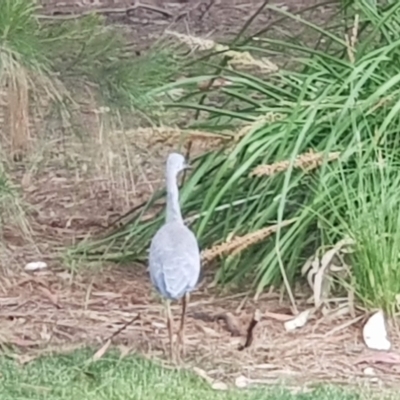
[166,170,183,224]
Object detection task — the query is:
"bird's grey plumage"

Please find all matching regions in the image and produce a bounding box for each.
[149,153,201,301]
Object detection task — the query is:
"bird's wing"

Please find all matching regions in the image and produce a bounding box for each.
[149,225,201,299]
[163,252,200,298]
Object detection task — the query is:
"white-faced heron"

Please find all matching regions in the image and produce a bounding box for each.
[148,152,201,359]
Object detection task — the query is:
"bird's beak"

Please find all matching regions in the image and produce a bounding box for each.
[184,162,193,170]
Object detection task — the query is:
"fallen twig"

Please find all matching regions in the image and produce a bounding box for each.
[37,4,173,20]
[105,313,141,342]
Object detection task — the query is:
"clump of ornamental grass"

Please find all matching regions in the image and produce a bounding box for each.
[315,148,400,316]
[71,2,400,313]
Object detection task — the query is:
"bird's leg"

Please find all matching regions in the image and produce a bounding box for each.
[178,293,189,357]
[165,299,174,361]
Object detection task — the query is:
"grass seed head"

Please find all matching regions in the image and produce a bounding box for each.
[201,219,296,262]
[226,51,278,73]
[235,113,286,142]
[250,149,341,177]
[165,30,222,52]
[165,31,278,73]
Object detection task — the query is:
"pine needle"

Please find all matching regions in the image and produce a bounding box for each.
[201,218,296,262]
[250,149,341,177]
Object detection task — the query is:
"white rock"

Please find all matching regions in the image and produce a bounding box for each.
[363,310,391,351]
[363,367,376,376]
[211,381,228,391]
[235,375,249,388]
[24,261,48,271]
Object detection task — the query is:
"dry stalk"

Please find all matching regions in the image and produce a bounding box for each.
[250,149,341,178]
[351,14,359,49]
[5,66,30,161]
[345,14,359,64]
[201,218,296,262]
[105,313,141,342]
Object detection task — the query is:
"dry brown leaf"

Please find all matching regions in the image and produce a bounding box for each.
[302,238,355,307]
[355,352,400,365]
[9,338,40,347]
[263,311,293,322]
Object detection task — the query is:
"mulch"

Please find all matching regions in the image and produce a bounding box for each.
[1,263,400,391]
[1,162,399,390]
[1,161,400,391]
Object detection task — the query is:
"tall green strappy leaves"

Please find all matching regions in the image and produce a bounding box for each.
[73,0,400,314]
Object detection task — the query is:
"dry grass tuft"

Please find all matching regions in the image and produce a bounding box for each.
[250,149,341,177]
[1,266,395,389]
[0,48,68,164]
[201,218,296,262]
[3,65,30,161]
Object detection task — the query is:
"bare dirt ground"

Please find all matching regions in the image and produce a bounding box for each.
[1,0,400,393]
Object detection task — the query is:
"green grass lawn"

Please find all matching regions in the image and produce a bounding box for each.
[0,348,366,400]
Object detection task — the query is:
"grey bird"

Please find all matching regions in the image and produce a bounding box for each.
[148,152,201,359]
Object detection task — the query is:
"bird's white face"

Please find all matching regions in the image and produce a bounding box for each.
[167,153,189,175]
